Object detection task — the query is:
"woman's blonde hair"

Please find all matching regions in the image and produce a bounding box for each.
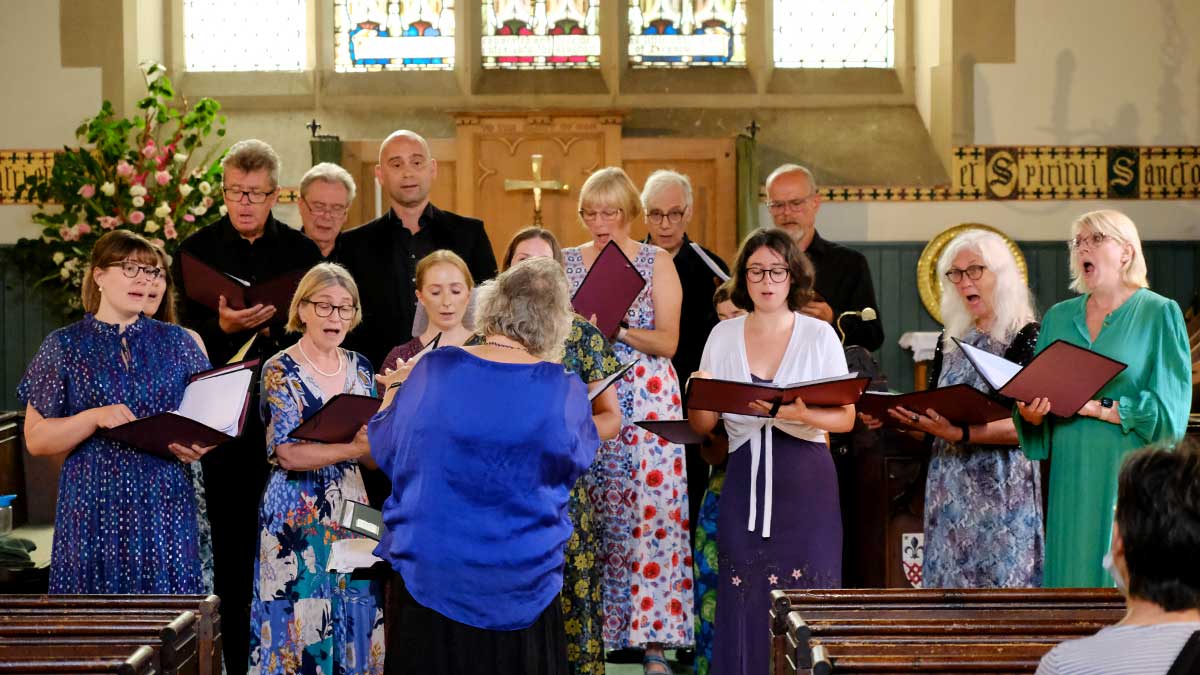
[415,250,474,291]
[1068,209,1149,293]
[81,230,160,314]
[578,167,643,224]
[938,229,1036,352]
[286,262,363,333]
[473,256,573,361]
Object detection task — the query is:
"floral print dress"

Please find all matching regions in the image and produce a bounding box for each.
[564,243,695,650]
[248,351,385,675]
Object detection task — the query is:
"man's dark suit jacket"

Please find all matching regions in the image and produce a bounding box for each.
[335,203,497,369]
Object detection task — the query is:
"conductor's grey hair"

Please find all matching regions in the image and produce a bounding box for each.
[473,256,573,362]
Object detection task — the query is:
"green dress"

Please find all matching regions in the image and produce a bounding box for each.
[1015,288,1190,587]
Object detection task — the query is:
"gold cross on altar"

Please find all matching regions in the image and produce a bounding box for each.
[504,154,569,226]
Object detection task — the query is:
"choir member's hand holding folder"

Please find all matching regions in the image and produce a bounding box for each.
[180,250,307,314]
[685,372,870,418]
[99,359,259,459]
[956,338,1127,416]
[857,384,1013,429]
[571,241,646,340]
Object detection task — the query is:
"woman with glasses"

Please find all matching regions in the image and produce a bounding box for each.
[1016,210,1190,588]
[19,230,215,593]
[563,167,692,672]
[249,263,383,675]
[381,250,474,374]
[862,229,1044,588]
[688,228,854,675]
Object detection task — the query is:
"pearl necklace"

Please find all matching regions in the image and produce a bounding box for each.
[297,338,344,377]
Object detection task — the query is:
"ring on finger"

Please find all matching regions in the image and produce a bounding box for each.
[910,414,919,423]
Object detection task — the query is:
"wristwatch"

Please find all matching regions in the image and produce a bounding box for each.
[1100,397,1114,408]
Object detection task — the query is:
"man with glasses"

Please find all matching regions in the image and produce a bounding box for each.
[172,138,321,675]
[298,162,356,259]
[765,163,883,351]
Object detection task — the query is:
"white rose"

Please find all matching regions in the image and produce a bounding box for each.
[129,184,147,197]
[143,220,160,233]
[100,182,116,196]
[132,196,145,207]
[52,252,65,265]
[179,183,194,197]
[173,153,188,162]
[191,205,208,216]
[60,266,70,280]
[219,204,228,216]
[154,203,171,218]
[198,181,212,196]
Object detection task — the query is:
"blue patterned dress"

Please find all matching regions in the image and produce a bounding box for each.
[17,314,210,594]
[923,325,1044,588]
[692,464,724,675]
[564,242,694,650]
[248,351,384,675]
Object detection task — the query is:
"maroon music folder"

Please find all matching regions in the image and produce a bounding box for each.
[857,384,1014,428]
[287,393,381,444]
[635,419,708,446]
[180,250,307,313]
[956,338,1127,417]
[685,373,870,418]
[571,241,647,340]
[99,359,259,459]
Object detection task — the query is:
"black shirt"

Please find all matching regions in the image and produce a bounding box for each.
[335,202,497,369]
[172,214,323,365]
[806,231,885,352]
[647,235,729,383]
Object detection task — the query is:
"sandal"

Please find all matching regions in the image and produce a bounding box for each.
[643,652,672,674]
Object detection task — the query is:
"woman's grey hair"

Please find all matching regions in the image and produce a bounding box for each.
[300,162,357,203]
[1067,209,1149,293]
[641,169,693,210]
[473,256,573,362]
[938,229,1036,353]
[222,139,281,189]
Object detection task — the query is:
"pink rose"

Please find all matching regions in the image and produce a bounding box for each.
[149,238,165,248]
[163,222,177,240]
[183,213,195,223]
[78,184,95,199]
[155,170,171,186]
[116,161,134,178]
[59,226,74,241]
[133,173,147,186]
[128,210,145,225]
[142,142,156,158]
[98,216,120,230]
[76,223,92,235]
[201,196,213,208]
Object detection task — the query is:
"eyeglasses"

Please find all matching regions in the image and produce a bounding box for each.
[302,300,357,320]
[945,265,987,283]
[301,197,349,217]
[746,266,790,283]
[767,195,815,212]
[1068,232,1110,250]
[579,208,623,222]
[223,187,277,204]
[646,209,686,225]
[107,260,164,281]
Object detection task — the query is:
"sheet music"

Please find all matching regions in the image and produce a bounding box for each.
[782,371,859,389]
[958,341,1023,390]
[175,368,254,435]
[689,242,730,282]
[326,538,383,572]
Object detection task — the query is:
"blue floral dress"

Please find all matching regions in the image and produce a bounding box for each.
[923,326,1044,588]
[692,464,724,675]
[17,314,210,594]
[564,243,694,650]
[248,350,384,675]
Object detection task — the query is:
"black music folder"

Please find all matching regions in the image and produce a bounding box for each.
[635,419,708,445]
[857,384,1014,428]
[685,373,869,418]
[288,393,381,444]
[571,241,647,340]
[180,250,307,313]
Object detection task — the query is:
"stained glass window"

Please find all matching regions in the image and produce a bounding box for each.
[184,0,306,71]
[628,0,747,68]
[774,0,894,68]
[334,1,455,71]
[481,0,601,70]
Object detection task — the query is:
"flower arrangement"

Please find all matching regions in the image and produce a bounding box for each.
[9,62,228,315]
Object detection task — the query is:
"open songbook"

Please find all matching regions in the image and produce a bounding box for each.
[339,500,384,541]
[571,241,647,340]
[685,373,870,418]
[100,359,259,458]
[587,359,638,402]
[180,250,307,313]
[955,338,1127,417]
[858,384,1014,428]
[288,394,381,444]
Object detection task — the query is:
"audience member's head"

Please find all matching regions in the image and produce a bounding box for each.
[474,257,573,362]
[299,162,356,257]
[221,139,282,240]
[1111,438,1200,611]
[376,130,436,210]
[729,228,815,313]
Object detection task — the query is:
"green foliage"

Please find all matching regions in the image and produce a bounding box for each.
[8,62,228,317]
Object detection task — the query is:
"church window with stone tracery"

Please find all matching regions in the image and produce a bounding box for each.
[480,0,601,69]
[334,0,456,72]
[183,0,307,72]
[628,0,748,68]
[773,0,894,68]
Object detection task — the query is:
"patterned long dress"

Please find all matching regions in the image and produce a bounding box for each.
[17,314,209,594]
[922,325,1044,588]
[248,351,385,675]
[564,242,695,650]
[692,464,724,675]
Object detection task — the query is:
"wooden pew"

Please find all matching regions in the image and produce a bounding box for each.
[808,641,1049,675]
[0,645,159,675]
[0,612,197,675]
[0,595,220,675]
